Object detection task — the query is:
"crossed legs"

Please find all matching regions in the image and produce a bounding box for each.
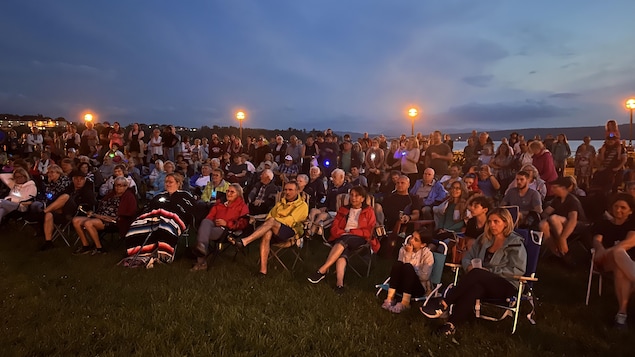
[72,216,106,249]
[239,217,282,274]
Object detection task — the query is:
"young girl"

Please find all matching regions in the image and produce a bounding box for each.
[382,230,434,313]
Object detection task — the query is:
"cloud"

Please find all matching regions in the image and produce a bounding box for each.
[549,92,580,99]
[462,75,494,88]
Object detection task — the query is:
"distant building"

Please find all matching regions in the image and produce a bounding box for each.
[0,114,68,130]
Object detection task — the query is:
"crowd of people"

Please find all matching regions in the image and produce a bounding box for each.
[1,119,634,337]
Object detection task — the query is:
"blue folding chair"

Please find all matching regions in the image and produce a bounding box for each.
[474,228,543,334]
[375,239,448,303]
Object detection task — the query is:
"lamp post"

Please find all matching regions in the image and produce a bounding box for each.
[236,111,246,142]
[627,99,635,148]
[407,107,418,136]
[84,113,93,122]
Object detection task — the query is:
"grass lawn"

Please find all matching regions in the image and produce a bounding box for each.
[0,222,632,356]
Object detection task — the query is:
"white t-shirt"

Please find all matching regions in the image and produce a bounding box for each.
[344,207,362,232]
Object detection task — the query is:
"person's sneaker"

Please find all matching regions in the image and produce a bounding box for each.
[190,262,208,272]
[381,299,394,310]
[435,322,456,336]
[389,302,410,314]
[420,298,448,319]
[91,248,107,255]
[334,285,345,295]
[307,270,326,284]
[73,245,93,255]
[39,241,54,251]
[193,243,207,258]
[615,313,628,329]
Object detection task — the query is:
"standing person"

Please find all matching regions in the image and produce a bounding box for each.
[271,136,287,165]
[490,142,515,192]
[162,126,178,162]
[594,133,627,193]
[148,129,163,159]
[399,137,420,186]
[63,124,81,155]
[307,186,377,293]
[529,140,558,196]
[574,136,596,191]
[301,135,319,174]
[421,208,526,336]
[108,122,125,150]
[25,126,43,158]
[444,134,454,150]
[552,134,571,178]
[385,139,402,173]
[381,230,434,313]
[365,138,385,193]
[425,131,453,179]
[127,123,145,159]
[80,121,98,156]
[285,135,302,166]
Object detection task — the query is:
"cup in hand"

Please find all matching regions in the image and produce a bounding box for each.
[471,258,482,269]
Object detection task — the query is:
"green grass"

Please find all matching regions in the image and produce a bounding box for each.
[0,223,632,356]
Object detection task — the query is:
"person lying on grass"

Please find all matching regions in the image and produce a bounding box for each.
[229,181,308,276]
[307,185,377,294]
[381,230,433,313]
[420,208,526,337]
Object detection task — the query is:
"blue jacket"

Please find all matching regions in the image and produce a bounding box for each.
[409,179,448,206]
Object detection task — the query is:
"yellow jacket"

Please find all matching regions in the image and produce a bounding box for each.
[267,194,309,236]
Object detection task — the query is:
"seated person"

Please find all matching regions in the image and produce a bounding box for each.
[306,168,352,235]
[304,166,327,210]
[191,183,250,272]
[122,173,197,266]
[501,170,543,225]
[147,160,174,199]
[99,156,115,181]
[226,154,248,184]
[103,143,126,163]
[0,168,37,222]
[463,195,493,250]
[307,186,377,292]
[256,153,278,173]
[506,164,547,200]
[421,208,527,336]
[410,168,447,220]
[229,181,309,276]
[462,173,481,196]
[591,193,635,328]
[439,164,463,190]
[200,168,230,205]
[539,176,587,256]
[381,230,434,313]
[39,170,97,250]
[30,164,71,215]
[349,165,368,188]
[73,176,137,254]
[189,163,212,194]
[476,165,501,199]
[433,181,469,234]
[99,164,137,197]
[378,175,421,231]
[247,169,280,215]
[379,170,402,199]
[276,155,299,184]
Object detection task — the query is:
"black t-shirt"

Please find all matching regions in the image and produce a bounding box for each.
[593,218,635,259]
[464,217,485,239]
[549,193,586,222]
[62,182,97,216]
[382,193,422,229]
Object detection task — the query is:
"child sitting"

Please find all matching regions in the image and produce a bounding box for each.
[382,230,434,313]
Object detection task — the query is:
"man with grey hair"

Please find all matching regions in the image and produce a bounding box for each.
[285,135,302,165]
[247,169,280,215]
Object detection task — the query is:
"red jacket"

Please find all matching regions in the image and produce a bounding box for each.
[106,188,137,237]
[205,197,250,231]
[329,204,376,243]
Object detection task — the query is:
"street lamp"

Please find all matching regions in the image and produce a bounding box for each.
[627,99,635,147]
[236,111,246,142]
[84,113,93,122]
[407,107,418,136]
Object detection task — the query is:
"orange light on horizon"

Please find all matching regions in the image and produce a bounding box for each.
[84,113,93,122]
[407,107,419,118]
[627,98,635,110]
[236,111,246,121]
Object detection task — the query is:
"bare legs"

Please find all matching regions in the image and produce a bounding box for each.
[72,217,106,248]
[240,217,282,275]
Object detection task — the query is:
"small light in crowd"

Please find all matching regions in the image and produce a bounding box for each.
[370,153,376,161]
[159,197,167,203]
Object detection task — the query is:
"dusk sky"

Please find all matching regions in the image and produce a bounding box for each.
[1,1,634,135]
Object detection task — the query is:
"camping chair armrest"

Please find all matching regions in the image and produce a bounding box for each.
[445,262,461,269]
[514,275,538,282]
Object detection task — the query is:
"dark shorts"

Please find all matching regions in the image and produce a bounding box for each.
[332,234,367,259]
[271,223,296,244]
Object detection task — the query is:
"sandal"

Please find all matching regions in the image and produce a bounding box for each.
[227,236,245,251]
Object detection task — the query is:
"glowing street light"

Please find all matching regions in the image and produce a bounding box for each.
[84,113,93,122]
[407,107,419,136]
[627,99,635,147]
[236,111,246,141]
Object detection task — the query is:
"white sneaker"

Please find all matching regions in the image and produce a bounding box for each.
[615,313,628,329]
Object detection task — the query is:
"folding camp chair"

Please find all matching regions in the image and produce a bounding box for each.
[585,248,605,305]
[208,218,252,265]
[500,205,520,228]
[375,239,448,302]
[249,191,282,229]
[474,228,543,334]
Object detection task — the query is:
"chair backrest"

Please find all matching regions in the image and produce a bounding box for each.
[501,205,520,228]
[514,228,543,279]
[430,240,448,286]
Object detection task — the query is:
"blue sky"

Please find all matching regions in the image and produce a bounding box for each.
[1,0,634,135]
